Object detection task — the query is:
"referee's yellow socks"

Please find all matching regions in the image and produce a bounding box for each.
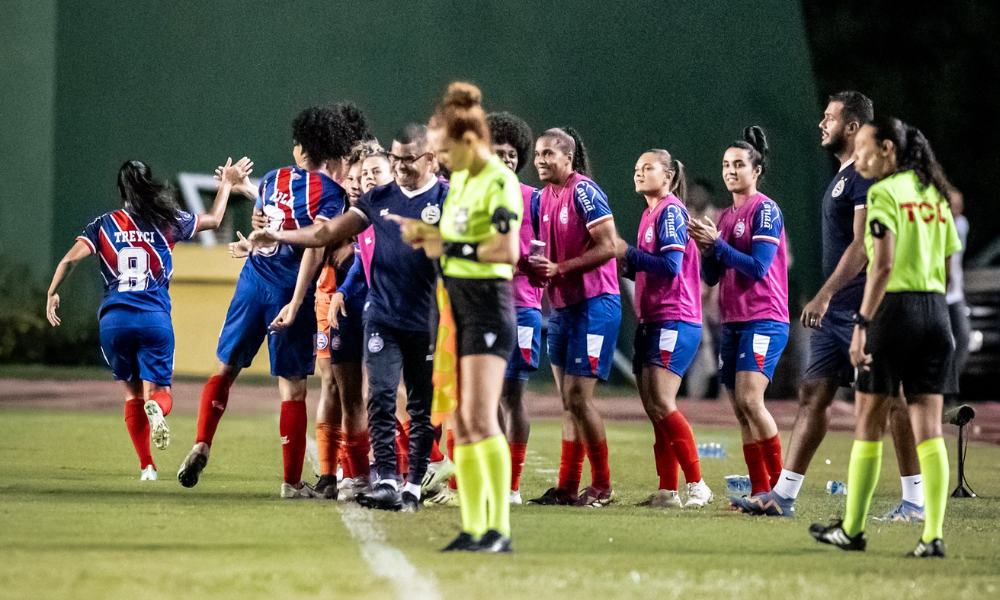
[916,437,948,542]
[843,440,882,537]
[454,435,512,538]
[454,443,487,537]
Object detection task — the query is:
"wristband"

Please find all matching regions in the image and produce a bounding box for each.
[853,312,871,329]
[443,241,480,262]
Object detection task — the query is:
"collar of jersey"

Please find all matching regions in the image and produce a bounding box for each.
[400,177,438,199]
[838,158,855,172]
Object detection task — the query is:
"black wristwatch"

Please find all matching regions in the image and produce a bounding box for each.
[853,312,871,329]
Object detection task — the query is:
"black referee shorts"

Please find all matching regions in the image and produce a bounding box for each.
[443,276,516,360]
[857,292,955,397]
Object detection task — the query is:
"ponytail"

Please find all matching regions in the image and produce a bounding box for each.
[646,149,687,202]
[728,125,770,178]
[869,116,952,201]
[542,126,591,177]
[117,160,181,237]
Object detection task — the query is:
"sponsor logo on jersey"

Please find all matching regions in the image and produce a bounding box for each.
[899,201,948,223]
[422,204,441,225]
[760,201,775,230]
[734,221,746,238]
[832,178,846,198]
[575,184,596,213]
[368,333,384,354]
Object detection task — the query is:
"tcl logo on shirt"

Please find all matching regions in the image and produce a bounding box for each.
[899,202,948,223]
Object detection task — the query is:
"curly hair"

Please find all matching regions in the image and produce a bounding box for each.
[487,111,534,174]
[292,103,370,165]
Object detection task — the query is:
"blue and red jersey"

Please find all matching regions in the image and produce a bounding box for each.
[246,166,345,288]
[77,208,199,315]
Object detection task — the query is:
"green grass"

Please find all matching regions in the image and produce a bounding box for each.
[1,409,999,600]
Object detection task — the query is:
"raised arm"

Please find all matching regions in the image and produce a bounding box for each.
[198,157,253,231]
[46,241,92,326]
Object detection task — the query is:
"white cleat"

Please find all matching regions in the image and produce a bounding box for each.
[423,486,459,507]
[684,479,715,508]
[140,465,157,481]
[421,456,457,496]
[639,489,682,508]
[280,481,319,499]
[509,490,523,505]
[144,400,170,450]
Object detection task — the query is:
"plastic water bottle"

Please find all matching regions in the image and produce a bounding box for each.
[697,443,727,458]
[725,475,751,496]
[826,481,847,495]
[713,443,727,458]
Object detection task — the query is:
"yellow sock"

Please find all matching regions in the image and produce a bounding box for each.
[454,443,487,536]
[843,440,882,537]
[916,437,948,543]
[476,434,512,537]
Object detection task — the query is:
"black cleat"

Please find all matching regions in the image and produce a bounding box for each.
[315,475,339,500]
[527,487,577,506]
[401,491,420,513]
[809,519,867,551]
[356,482,402,511]
[908,538,945,558]
[177,444,209,489]
[475,529,512,554]
[441,532,479,552]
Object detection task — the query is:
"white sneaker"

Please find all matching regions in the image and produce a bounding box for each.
[140,465,157,481]
[638,489,682,508]
[423,486,459,506]
[280,481,318,499]
[684,479,714,508]
[421,456,456,496]
[509,490,523,505]
[144,400,170,450]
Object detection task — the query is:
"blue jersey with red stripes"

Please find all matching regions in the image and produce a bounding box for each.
[77,208,200,315]
[246,166,345,288]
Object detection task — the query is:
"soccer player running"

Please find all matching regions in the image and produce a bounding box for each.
[178,106,363,498]
[46,157,250,480]
[487,111,542,505]
[617,150,713,509]
[248,125,447,512]
[689,127,789,502]
[810,117,961,558]
[528,127,622,507]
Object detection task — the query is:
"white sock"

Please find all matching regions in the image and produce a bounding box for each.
[403,481,421,497]
[772,469,805,500]
[901,474,923,506]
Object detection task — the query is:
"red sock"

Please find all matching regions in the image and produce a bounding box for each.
[149,390,172,417]
[395,419,410,475]
[124,398,154,469]
[759,434,784,490]
[446,428,457,490]
[557,440,585,494]
[585,440,611,490]
[430,435,445,463]
[509,442,527,491]
[653,424,679,491]
[196,375,231,446]
[743,442,770,495]
[340,437,354,479]
[345,431,370,480]
[316,422,343,477]
[660,411,701,484]
[280,401,307,484]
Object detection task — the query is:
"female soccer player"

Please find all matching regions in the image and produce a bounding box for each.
[528,127,622,508]
[178,105,365,499]
[46,157,250,480]
[617,150,713,508]
[487,111,542,504]
[689,127,789,503]
[810,118,960,558]
[392,82,522,552]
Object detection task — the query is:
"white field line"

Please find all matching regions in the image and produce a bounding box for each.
[305,434,321,478]
[339,505,442,600]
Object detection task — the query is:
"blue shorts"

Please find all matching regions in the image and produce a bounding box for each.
[548,294,622,380]
[505,307,543,381]
[803,309,855,386]
[217,273,317,379]
[99,307,174,386]
[719,320,789,388]
[633,320,702,377]
[318,293,365,364]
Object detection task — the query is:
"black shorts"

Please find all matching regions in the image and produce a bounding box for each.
[443,276,516,359]
[857,292,955,397]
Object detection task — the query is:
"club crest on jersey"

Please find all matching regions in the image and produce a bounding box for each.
[559,206,569,224]
[644,226,654,244]
[422,204,441,225]
[330,335,342,351]
[832,178,846,198]
[453,208,469,233]
[315,332,329,350]
[734,221,746,238]
[368,334,384,354]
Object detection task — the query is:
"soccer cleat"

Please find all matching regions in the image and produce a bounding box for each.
[908,538,945,558]
[638,489,682,508]
[177,443,209,488]
[280,481,318,499]
[423,486,460,507]
[730,490,794,518]
[528,487,578,506]
[684,480,715,508]
[421,456,456,496]
[140,465,157,481]
[401,491,420,513]
[874,500,925,523]
[356,482,402,511]
[476,529,513,554]
[509,490,523,505]
[441,532,479,552]
[315,474,339,500]
[144,400,170,450]
[574,486,614,508]
[809,519,867,551]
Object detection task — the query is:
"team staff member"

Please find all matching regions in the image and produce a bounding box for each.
[46,158,248,480]
[394,82,522,552]
[811,117,961,558]
[617,150,713,509]
[528,127,622,508]
[249,125,447,512]
[690,127,789,502]
[487,111,542,504]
